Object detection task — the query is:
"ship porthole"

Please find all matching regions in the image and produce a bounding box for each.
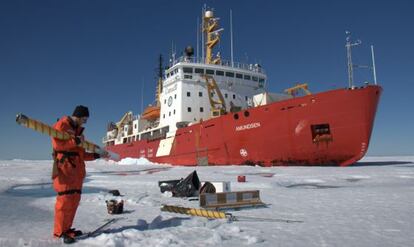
[244,111,250,117]
[234,113,239,120]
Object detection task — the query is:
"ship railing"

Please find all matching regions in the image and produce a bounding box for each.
[170,56,265,74]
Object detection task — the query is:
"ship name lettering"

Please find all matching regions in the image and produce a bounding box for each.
[166,84,177,94]
[235,122,261,131]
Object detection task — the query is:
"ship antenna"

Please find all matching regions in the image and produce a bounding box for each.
[140,77,144,113]
[171,40,176,64]
[345,31,361,88]
[155,55,163,106]
[230,9,234,67]
[158,54,163,79]
[371,45,377,85]
[197,17,200,61]
[201,4,206,62]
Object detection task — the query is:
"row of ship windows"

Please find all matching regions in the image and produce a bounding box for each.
[162,107,204,119]
[121,126,170,144]
[166,67,265,83]
[163,91,240,105]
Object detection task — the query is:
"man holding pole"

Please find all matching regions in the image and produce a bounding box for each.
[51,105,107,244]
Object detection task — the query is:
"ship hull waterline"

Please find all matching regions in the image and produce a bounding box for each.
[106,85,382,166]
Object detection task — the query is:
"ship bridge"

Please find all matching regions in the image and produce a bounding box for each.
[158,56,267,131]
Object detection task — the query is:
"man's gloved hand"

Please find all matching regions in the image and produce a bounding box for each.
[93,151,110,160]
[101,150,110,159]
[74,135,85,145]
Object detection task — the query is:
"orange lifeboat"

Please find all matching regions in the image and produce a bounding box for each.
[142,105,160,120]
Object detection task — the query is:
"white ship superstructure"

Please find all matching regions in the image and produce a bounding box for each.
[104,9,271,146]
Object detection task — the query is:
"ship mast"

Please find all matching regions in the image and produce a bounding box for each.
[155,54,163,107]
[345,31,361,88]
[203,8,223,64]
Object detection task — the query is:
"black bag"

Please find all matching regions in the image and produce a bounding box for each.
[172,171,201,197]
[200,181,216,194]
[158,180,181,193]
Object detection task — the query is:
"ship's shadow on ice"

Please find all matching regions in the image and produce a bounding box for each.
[354,161,414,167]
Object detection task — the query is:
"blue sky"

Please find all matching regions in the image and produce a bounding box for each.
[1,0,413,159]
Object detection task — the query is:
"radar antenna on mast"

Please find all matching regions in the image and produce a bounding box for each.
[345,31,361,88]
[345,31,378,87]
[203,7,223,64]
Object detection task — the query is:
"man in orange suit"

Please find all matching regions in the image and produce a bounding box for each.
[51,105,106,244]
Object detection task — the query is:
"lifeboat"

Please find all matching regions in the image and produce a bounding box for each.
[142,105,160,120]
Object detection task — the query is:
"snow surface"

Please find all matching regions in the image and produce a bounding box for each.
[0,156,413,247]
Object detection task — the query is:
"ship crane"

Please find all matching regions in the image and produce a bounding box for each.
[115,111,133,134]
[284,83,312,97]
[204,75,226,117]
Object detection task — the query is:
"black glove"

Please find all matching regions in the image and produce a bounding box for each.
[93,153,101,159]
[74,136,81,145]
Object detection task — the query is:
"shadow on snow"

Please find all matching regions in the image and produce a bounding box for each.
[353,161,413,167]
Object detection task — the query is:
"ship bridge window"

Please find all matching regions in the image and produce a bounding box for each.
[199,92,203,97]
[184,74,192,79]
[206,69,214,75]
[200,107,204,112]
[259,78,265,88]
[195,68,204,74]
[252,76,258,82]
[216,70,224,76]
[236,73,243,79]
[183,67,193,73]
[225,72,235,77]
[187,92,191,97]
[244,75,251,80]
[187,107,192,112]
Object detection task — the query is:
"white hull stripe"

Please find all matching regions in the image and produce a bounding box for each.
[156,133,176,157]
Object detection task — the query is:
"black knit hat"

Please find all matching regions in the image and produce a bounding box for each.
[72,105,90,118]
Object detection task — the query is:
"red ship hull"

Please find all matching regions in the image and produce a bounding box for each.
[106,85,382,166]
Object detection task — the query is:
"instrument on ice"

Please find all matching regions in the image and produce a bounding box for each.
[161,205,228,219]
[161,205,303,223]
[15,113,119,160]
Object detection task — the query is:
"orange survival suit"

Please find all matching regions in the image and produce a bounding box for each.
[51,116,99,237]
